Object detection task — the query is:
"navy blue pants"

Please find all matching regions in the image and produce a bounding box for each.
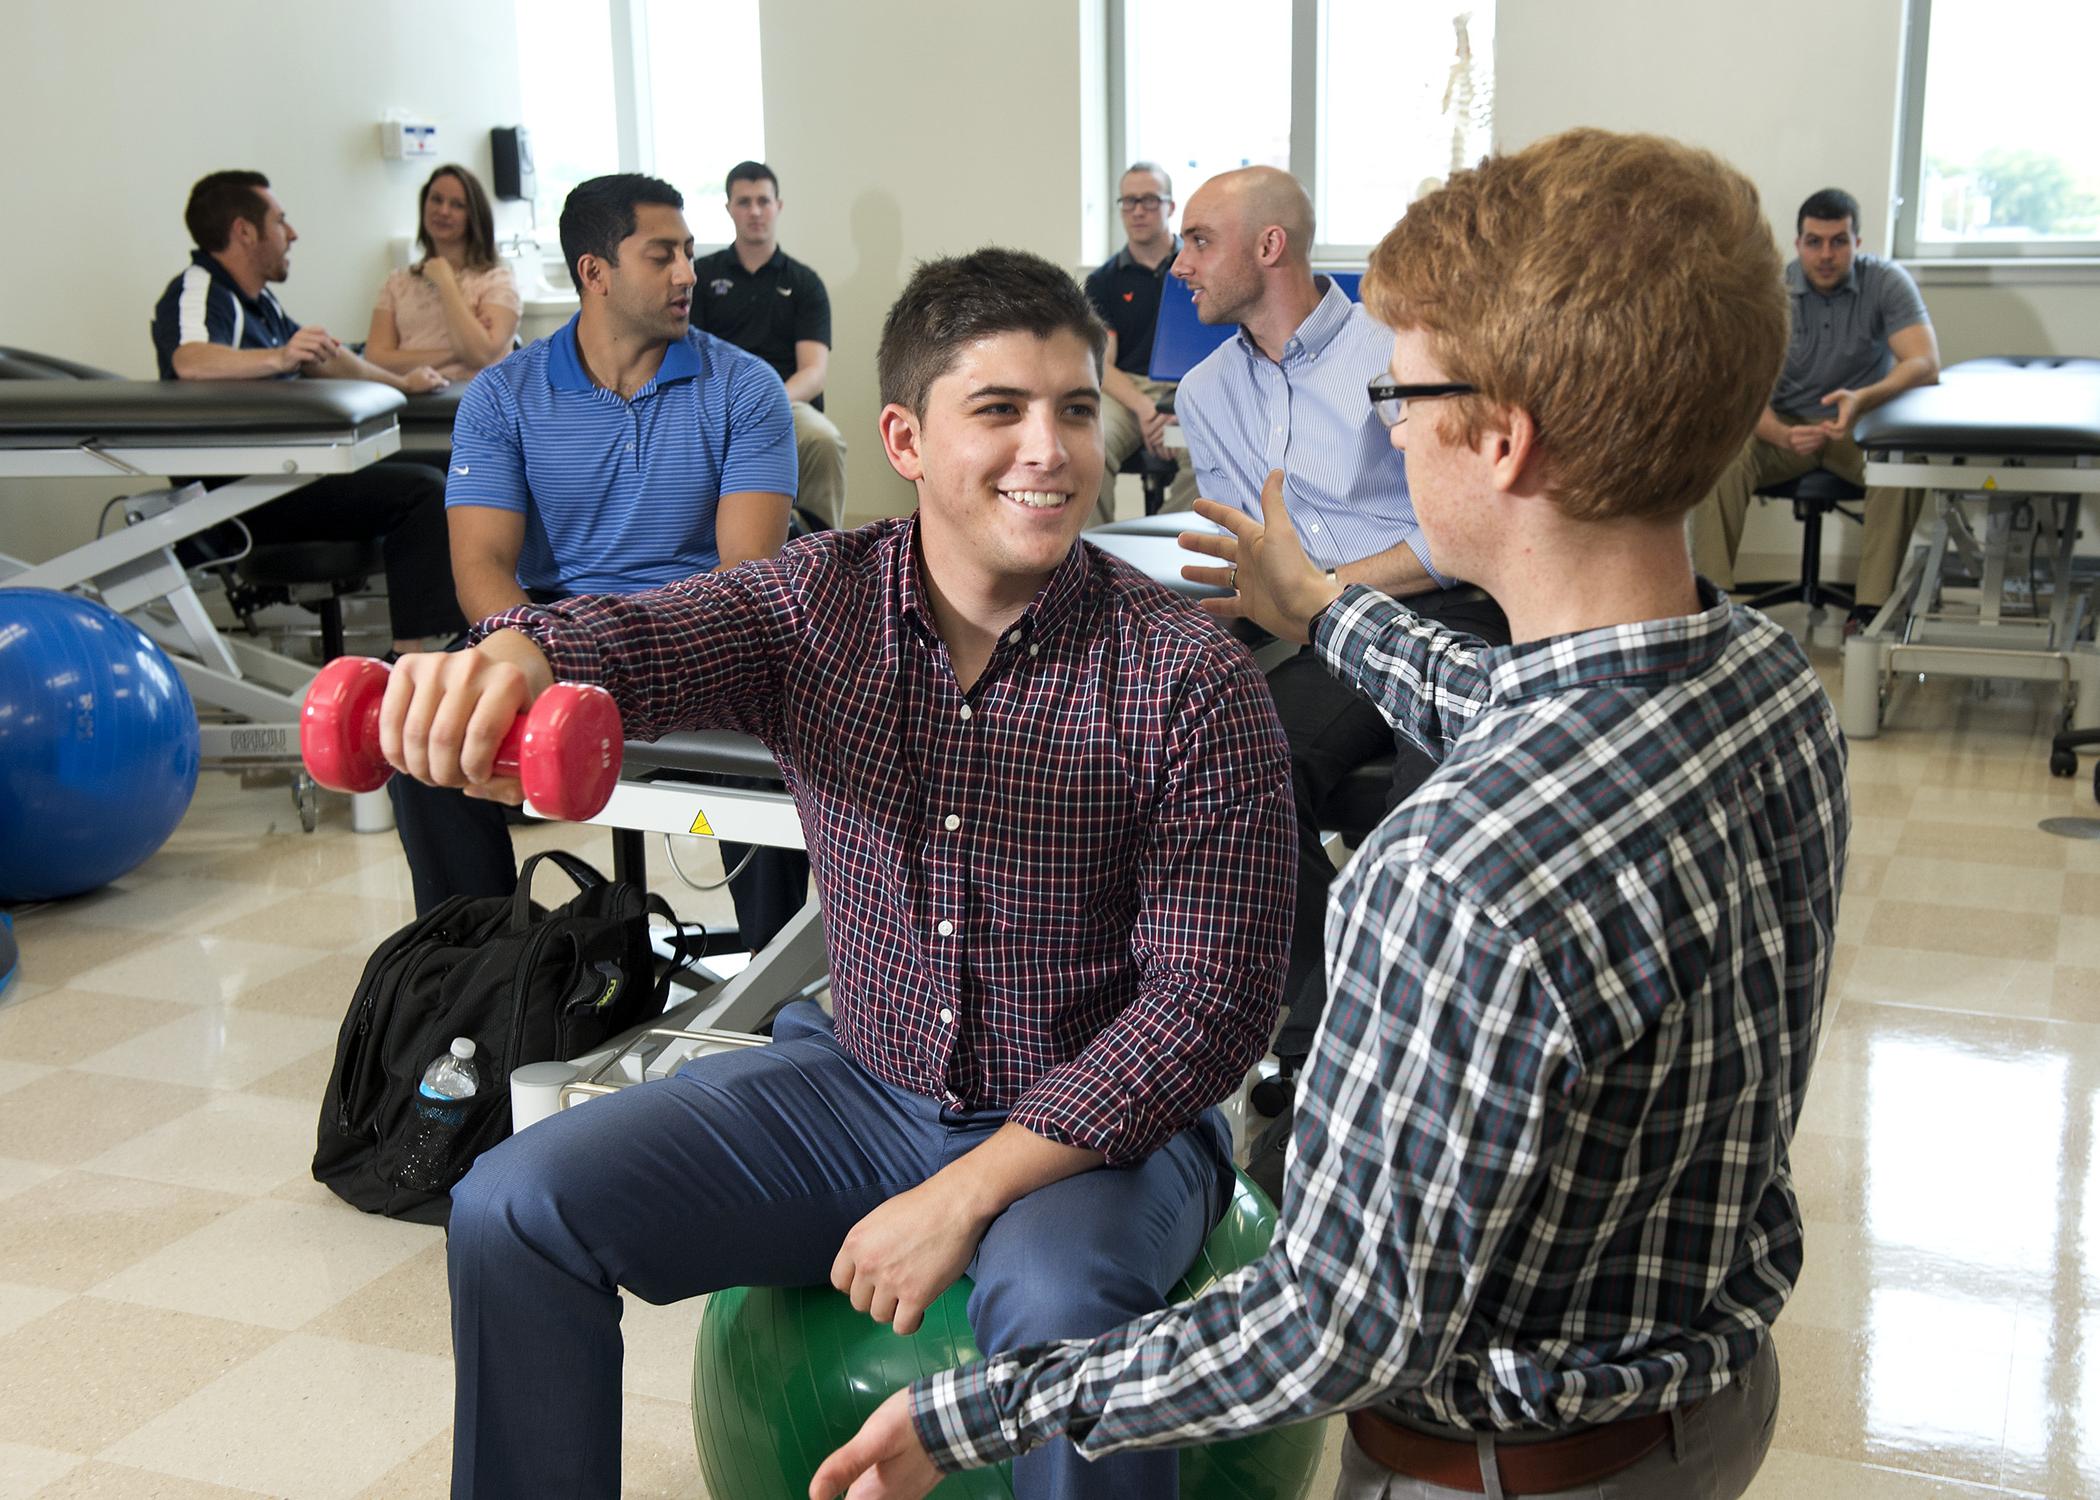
[447,1000,1232,1499]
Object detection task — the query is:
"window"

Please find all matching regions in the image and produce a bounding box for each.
[514,0,764,254]
[1895,0,2100,260]
[1107,0,1493,261]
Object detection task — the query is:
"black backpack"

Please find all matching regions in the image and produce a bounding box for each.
[314,850,691,1224]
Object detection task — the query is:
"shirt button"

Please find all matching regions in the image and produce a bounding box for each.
[937,919,954,936]
[1027,644,1039,658]
[1005,630,1022,646]
[1309,523,1321,533]
[958,704,973,721]
[939,1007,955,1024]
[943,813,961,831]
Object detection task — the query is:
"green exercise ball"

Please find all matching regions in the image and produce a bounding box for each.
[692,1169,1330,1499]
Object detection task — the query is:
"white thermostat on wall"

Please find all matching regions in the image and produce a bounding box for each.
[381,115,439,160]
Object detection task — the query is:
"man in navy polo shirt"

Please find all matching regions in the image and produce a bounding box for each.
[1084,162,1194,523]
[152,169,463,654]
[390,173,808,947]
[694,161,848,528]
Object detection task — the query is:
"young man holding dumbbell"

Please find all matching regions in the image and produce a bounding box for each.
[383,248,1295,1500]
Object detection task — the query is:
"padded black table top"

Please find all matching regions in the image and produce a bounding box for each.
[400,383,465,432]
[623,730,784,783]
[1857,361,2100,456]
[0,378,405,445]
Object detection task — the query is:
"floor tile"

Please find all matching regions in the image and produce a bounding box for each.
[0,1060,53,1100]
[1862,900,2059,963]
[1872,857,2066,916]
[1836,948,2056,1017]
[301,1242,452,1360]
[348,1430,451,1500]
[91,1196,438,1331]
[203,894,414,955]
[1745,1447,2044,1498]
[28,1463,278,1499]
[0,1171,239,1293]
[620,1290,707,1406]
[70,1007,339,1092]
[58,877,296,937]
[0,1446,82,1500]
[81,1091,319,1196]
[0,989,191,1068]
[0,1297,282,1454]
[65,935,331,1009]
[0,919,144,989]
[99,1333,452,1500]
[0,1072,213,1169]
[228,948,377,1021]
[620,1393,707,1499]
[0,1282,69,1341]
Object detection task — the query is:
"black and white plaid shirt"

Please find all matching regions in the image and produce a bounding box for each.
[911,582,1847,1469]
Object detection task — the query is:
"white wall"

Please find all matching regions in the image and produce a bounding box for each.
[1495,0,2100,577]
[757,0,1097,522]
[0,0,526,563]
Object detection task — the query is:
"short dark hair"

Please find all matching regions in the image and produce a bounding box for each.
[878,248,1107,417]
[1797,188,1861,236]
[1123,160,1174,200]
[415,163,499,271]
[558,173,684,294]
[185,170,272,253]
[725,161,779,198]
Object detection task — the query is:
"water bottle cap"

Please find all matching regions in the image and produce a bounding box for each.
[451,1037,476,1060]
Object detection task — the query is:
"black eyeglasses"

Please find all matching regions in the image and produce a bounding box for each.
[1368,377,1476,428]
[1117,194,1167,212]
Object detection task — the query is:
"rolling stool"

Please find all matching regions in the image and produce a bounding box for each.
[234,538,385,831]
[1121,446,1180,516]
[1734,468,1864,621]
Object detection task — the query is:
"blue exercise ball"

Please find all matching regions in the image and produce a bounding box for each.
[0,589,199,901]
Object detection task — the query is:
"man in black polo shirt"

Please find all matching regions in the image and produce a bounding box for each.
[151,169,464,654]
[693,161,847,527]
[1085,161,1195,523]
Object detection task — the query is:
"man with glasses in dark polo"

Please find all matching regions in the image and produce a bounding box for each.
[1085,162,1195,522]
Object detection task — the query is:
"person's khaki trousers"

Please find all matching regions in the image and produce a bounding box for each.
[1099,375,1197,525]
[792,400,848,529]
[1687,426,1925,608]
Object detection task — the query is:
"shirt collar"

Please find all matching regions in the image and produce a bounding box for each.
[1786,257,1858,298]
[892,514,1092,657]
[546,317,701,394]
[194,249,265,308]
[1236,276,1355,364]
[1482,580,1735,706]
[1113,235,1180,275]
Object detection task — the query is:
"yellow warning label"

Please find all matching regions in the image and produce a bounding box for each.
[688,809,715,837]
[1983,476,1998,490]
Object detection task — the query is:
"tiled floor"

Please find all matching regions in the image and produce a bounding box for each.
[4,637,2099,1497]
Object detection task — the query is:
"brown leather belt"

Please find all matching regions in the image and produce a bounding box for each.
[1345,1404,1680,1495]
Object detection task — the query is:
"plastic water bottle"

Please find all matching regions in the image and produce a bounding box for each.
[400,1038,481,1193]
[420,1037,481,1101]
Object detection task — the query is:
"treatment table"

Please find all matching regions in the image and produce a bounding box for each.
[0,379,407,769]
[1842,356,2100,748]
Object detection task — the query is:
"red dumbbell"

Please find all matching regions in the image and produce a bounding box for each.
[300,656,624,822]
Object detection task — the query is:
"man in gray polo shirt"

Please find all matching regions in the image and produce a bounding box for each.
[1690,187,1939,619]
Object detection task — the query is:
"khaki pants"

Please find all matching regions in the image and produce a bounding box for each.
[792,400,848,529]
[1687,426,1926,608]
[1100,374,1196,525]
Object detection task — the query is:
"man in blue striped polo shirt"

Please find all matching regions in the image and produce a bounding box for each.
[817,125,1843,1500]
[390,173,808,946]
[1171,167,1510,1184]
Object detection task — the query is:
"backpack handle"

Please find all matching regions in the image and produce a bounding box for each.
[507,849,608,930]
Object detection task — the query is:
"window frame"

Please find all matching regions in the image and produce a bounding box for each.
[1893,0,2100,263]
[1104,0,1483,265]
[520,0,759,270]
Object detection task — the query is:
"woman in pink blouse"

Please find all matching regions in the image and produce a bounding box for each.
[365,164,522,382]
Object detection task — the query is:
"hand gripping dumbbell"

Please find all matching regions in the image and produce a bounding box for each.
[300,656,625,822]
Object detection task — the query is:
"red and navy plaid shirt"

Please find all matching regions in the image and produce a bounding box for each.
[479,517,1294,1163]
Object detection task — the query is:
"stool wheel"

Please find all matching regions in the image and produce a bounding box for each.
[2052,749,2078,778]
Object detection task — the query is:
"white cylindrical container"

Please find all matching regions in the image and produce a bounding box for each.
[351,787,395,834]
[510,1060,580,1133]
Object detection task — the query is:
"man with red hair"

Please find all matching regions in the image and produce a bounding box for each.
[814,128,1846,1500]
